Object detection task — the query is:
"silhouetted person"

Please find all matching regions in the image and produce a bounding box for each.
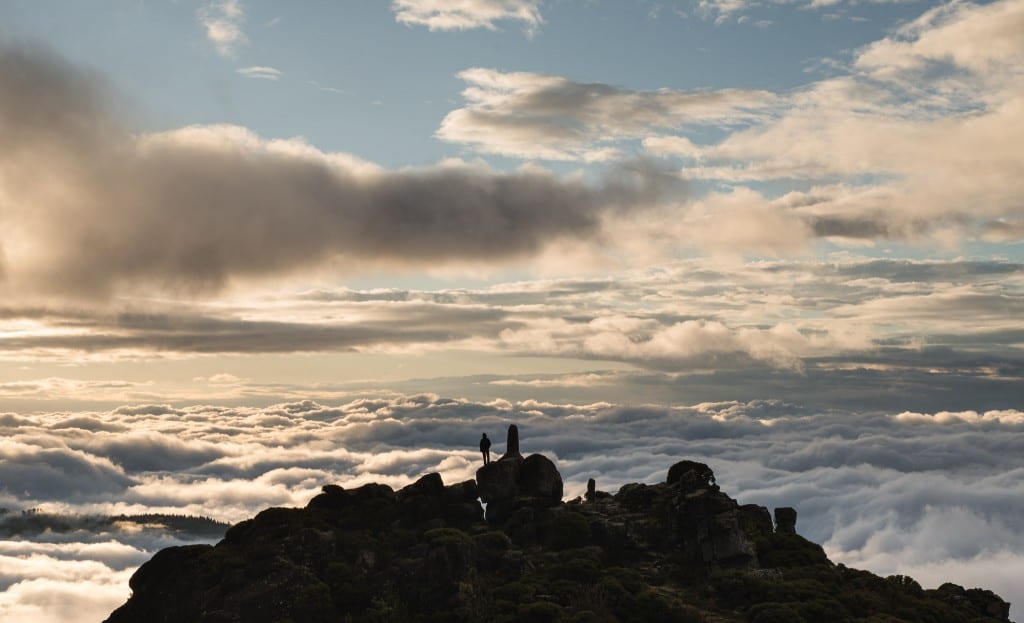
[479,433,492,464]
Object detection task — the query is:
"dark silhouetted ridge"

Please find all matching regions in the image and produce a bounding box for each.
[105,457,1013,623]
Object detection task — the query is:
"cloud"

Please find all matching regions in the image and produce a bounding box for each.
[236,66,281,80]
[0,379,146,403]
[0,257,1020,391]
[0,303,516,358]
[71,433,226,472]
[893,409,1024,425]
[685,0,933,24]
[438,68,776,161]
[980,219,1024,242]
[644,0,1024,243]
[500,316,863,371]
[2,395,1023,618]
[198,0,247,57]
[0,570,134,623]
[853,0,1024,76]
[0,441,134,500]
[391,0,543,33]
[0,45,671,300]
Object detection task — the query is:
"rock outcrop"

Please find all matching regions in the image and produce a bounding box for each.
[774,506,797,534]
[105,455,1014,623]
[476,425,563,523]
[587,460,771,571]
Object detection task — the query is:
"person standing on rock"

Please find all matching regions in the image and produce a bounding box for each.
[479,433,492,464]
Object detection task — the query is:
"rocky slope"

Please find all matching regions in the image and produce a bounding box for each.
[105,438,1012,623]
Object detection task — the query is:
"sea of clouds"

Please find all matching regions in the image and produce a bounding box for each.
[2,395,1023,622]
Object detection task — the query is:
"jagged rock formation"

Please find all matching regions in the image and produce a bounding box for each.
[105,456,1014,623]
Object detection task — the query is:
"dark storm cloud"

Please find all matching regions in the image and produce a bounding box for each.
[0,44,669,299]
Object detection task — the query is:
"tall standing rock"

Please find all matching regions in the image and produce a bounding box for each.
[502,424,522,460]
[774,507,797,534]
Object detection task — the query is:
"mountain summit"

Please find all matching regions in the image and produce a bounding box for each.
[105,446,1012,623]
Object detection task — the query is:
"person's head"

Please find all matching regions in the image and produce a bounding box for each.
[482,433,488,438]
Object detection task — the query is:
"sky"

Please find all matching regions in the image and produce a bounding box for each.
[0,0,1022,621]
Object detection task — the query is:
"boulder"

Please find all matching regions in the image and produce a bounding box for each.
[520,453,563,500]
[476,453,563,505]
[475,425,563,515]
[398,472,444,500]
[442,479,479,504]
[667,460,716,493]
[476,458,522,503]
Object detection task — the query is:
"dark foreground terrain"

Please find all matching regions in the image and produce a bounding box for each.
[106,453,1012,623]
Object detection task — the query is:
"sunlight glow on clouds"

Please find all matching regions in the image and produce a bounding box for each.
[0,1,1020,621]
[439,68,776,161]
[645,0,1024,244]
[0,47,671,299]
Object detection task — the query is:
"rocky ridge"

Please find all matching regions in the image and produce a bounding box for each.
[105,435,1012,623]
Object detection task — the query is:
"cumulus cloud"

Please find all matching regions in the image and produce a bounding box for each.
[391,0,543,32]
[438,68,775,161]
[853,0,1024,77]
[645,0,1024,243]
[0,44,674,300]
[198,0,247,57]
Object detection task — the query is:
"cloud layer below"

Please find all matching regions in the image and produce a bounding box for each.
[1,395,1022,621]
